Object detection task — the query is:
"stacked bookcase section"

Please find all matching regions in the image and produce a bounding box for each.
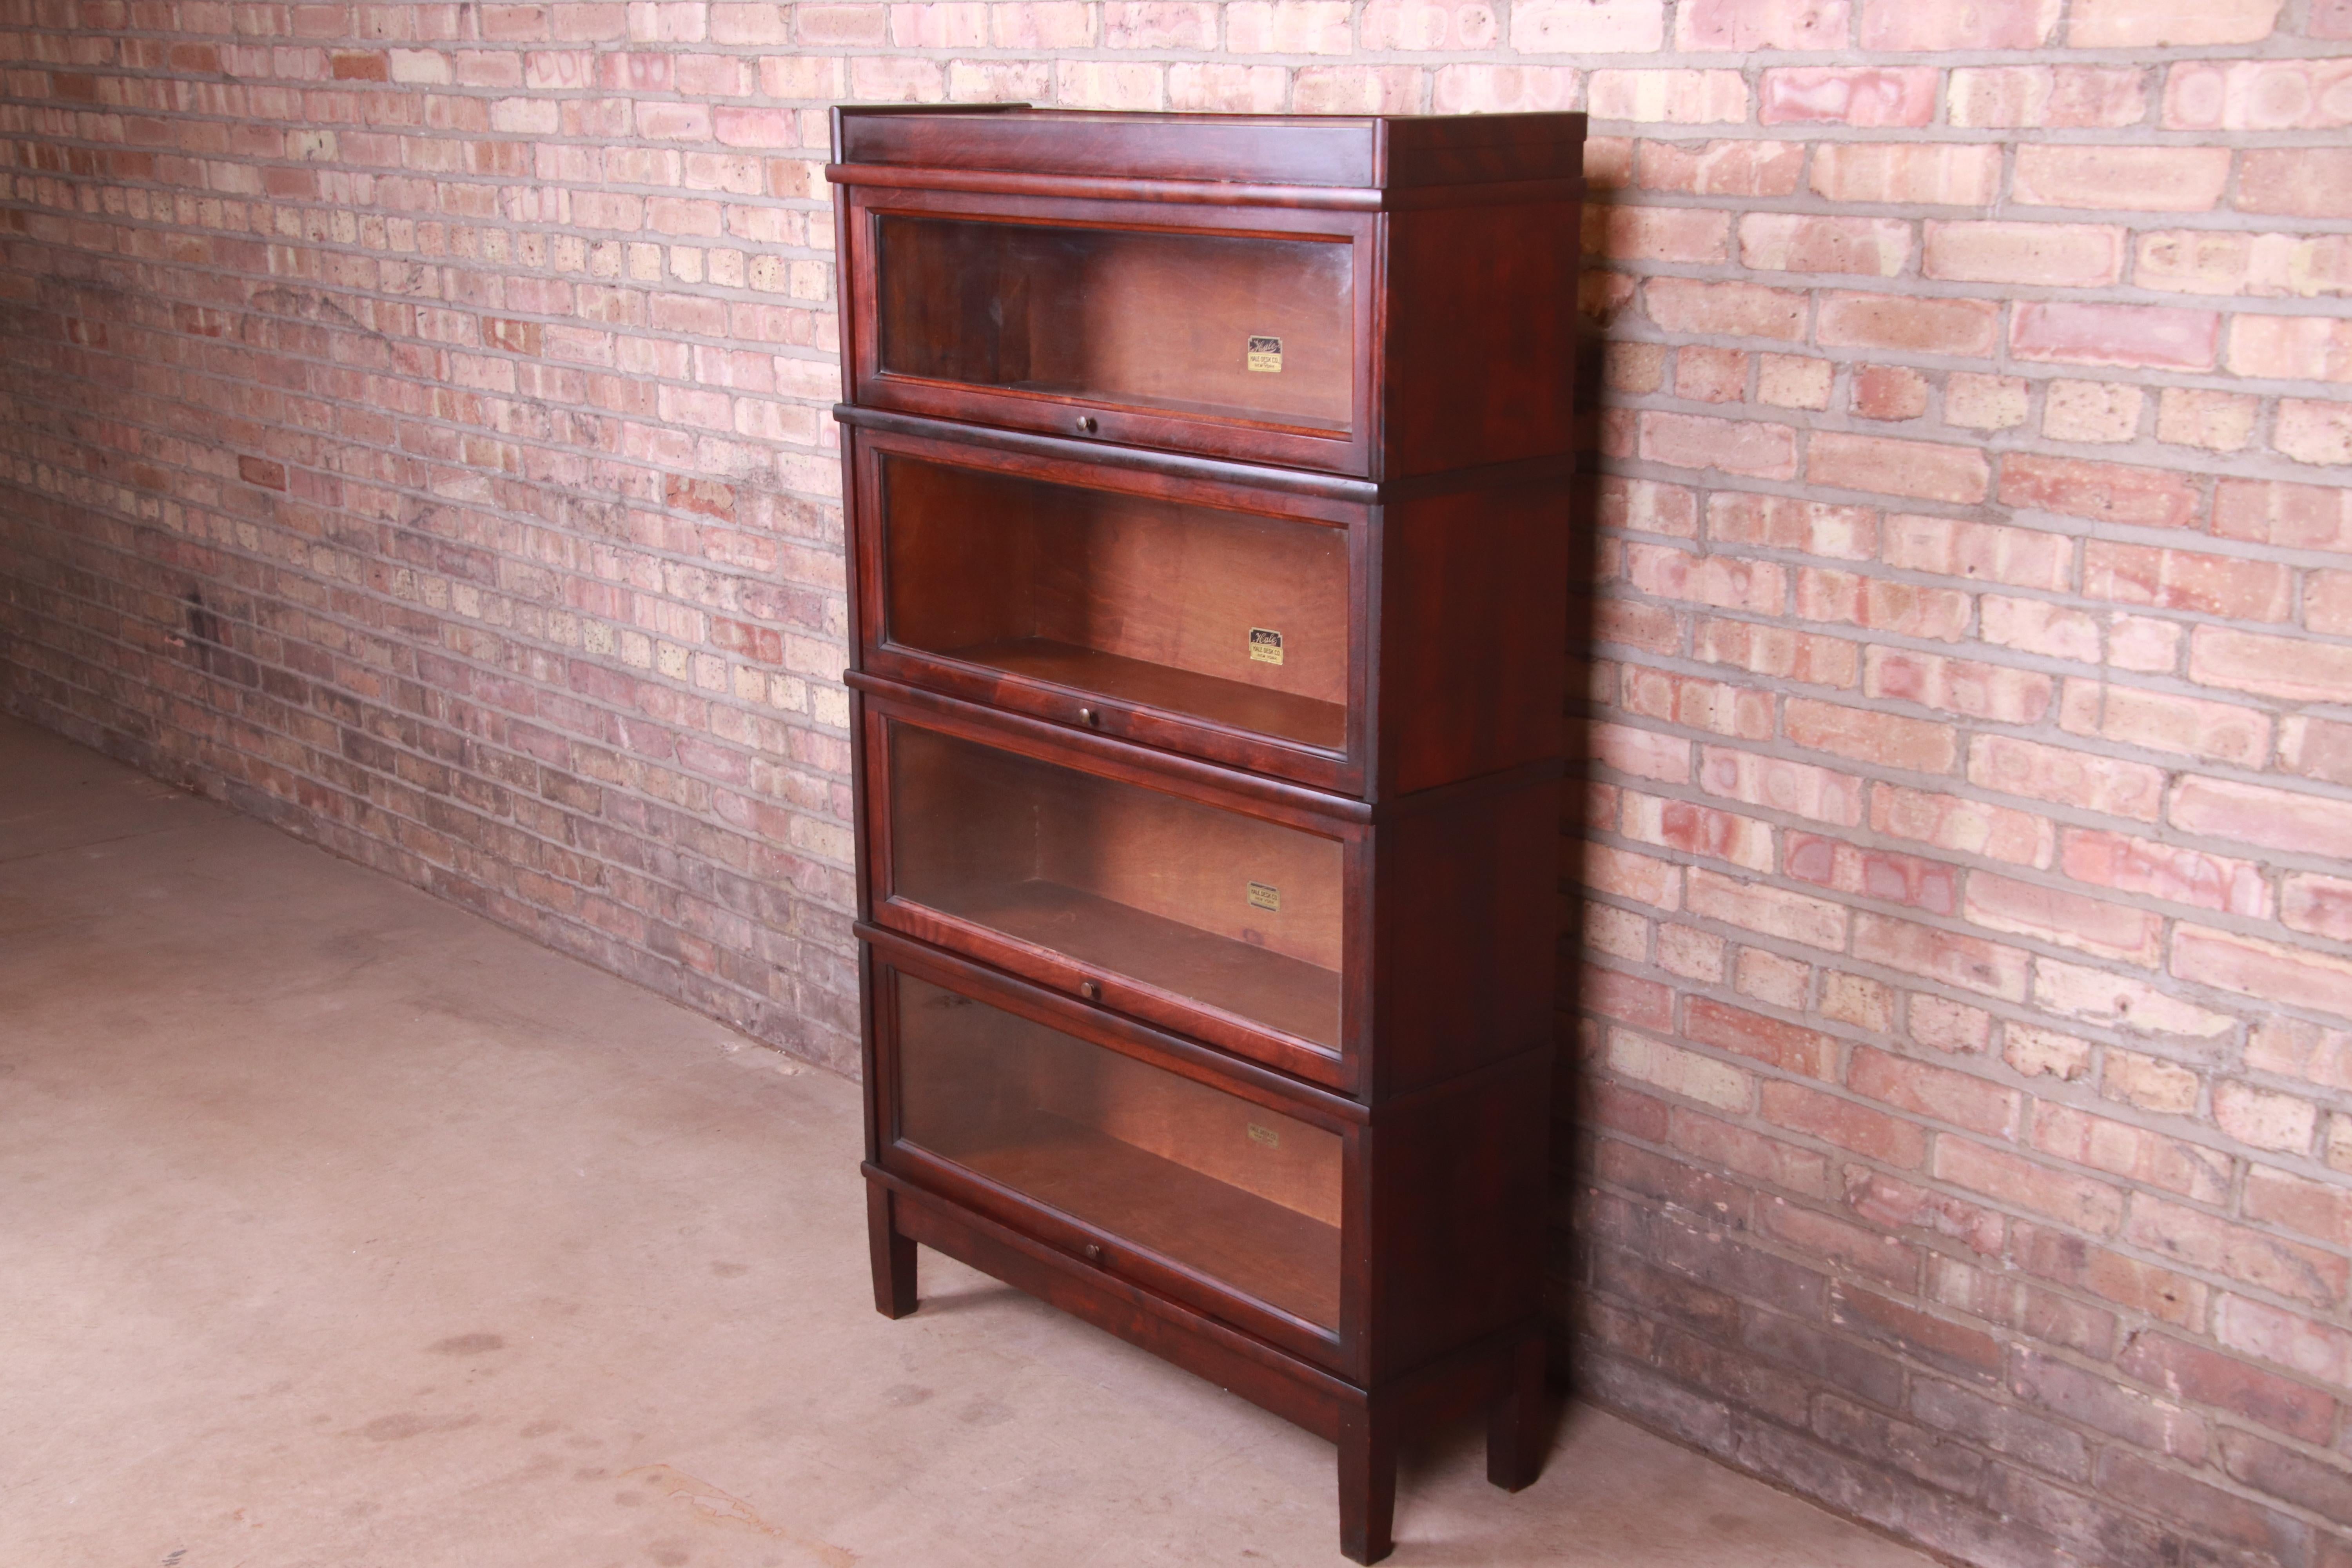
[833,105,1585,1563]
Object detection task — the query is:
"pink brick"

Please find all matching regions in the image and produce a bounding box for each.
[1921,221,2125,288]
[1871,782,2054,867]
[1862,0,2057,47]
[2237,148,2352,219]
[1699,745,1865,826]
[1595,205,1732,265]
[1104,0,1222,46]
[2136,230,2352,299]
[1854,914,2032,1002]
[1947,65,2150,128]
[1964,871,2164,966]
[1810,143,2002,206]
[1760,68,1937,128]
[1675,0,1850,49]
[1644,279,1810,341]
[2172,774,2352,859]
[1819,292,2000,357]
[1934,1138,2125,1234]
[2165,58,2352,131]
[1586,844,1684,910]
[1997,455,2200,529]
[1982,597,2100,663]
[1639,138,1806,197]
[1809,434,1990,506]
[2060,682,2272,769]
[1785,832,1958,915]
[1762,1080,1927,1167]
[2216,1295,2352,1386]
[2175,926,2352,1025]
[1969,734,2165,822]
[2126,1194,2348,1309]
[1880,514,2071,591]
[1587,69,1748,123]
[1695,616,1860,688]
[1850,1045,2021,1133]
[1797,569,1969,641]
[2277,399,2352,466]
[2213,478,2352,553]
[1625,542,1787,610]
[2014,145,2232,212]
[1738,214,1911,278]
[1850,365,1928,421]
[1622,667,1772,739]
[1673,347,1749,403]
[1635,413,1801,481]
[2033,1104,2232,1205]
[1509,0,1664,49]
[1598,477,1699,537]
[1686,992,1841,1076]
[2082,541,2291,621]
[1867,649,2052,725]
[1620,791,1777,871]
[2190,626,2352,706]
[1786,696,1956,774]
[2071,0,2285,45]
[1707,494,1877,559]
[2012,302,2221,372]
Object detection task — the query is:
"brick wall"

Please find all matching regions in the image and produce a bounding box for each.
[2,4,2348,1564]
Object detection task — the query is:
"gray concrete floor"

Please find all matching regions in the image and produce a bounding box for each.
[0,715,1937,1568]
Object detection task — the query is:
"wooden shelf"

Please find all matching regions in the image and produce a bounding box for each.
[957,877,1341,1048]
[947,636,1348,751]
[933,1111,1342,1330]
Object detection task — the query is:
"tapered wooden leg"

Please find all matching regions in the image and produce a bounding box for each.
[867,1183,917,1319]
[1486,1331,1549,1492]
[1337,1395,1398,1565]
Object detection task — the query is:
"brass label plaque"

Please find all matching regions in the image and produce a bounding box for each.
[1246,1123,1282,1149]
[1246,881,1281,913]
[1248,627,1285,666]
[1247,335,1283,373]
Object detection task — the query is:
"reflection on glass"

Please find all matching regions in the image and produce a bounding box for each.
[896,972,1342,1328]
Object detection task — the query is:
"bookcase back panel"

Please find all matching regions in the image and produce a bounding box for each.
[875,216,1354,434]
[886,722,1345,1047]
[893,970,1343,1329]
[880,453,1350,750]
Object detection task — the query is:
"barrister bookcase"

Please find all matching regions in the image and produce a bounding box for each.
[833,106,1584,1563]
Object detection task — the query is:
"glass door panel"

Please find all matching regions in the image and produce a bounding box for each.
[880,454,1350,753]
[875,216,1354,434]
[887,724,1344,1050]
[894,971,1342,1330]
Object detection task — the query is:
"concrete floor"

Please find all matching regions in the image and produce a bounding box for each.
[0,714,1938,1568]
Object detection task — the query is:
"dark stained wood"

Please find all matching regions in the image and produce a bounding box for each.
[837,107,1581,1562]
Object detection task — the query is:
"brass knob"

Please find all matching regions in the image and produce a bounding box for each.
[1083,1242,1104,1264]
[1079,979,1103,1002]
[1074,415,1098,434]
[1078,706,1101,727]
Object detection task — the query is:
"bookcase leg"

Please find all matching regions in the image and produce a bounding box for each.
[1337,1395,1398,1565]
[1485,1330,1549,1492]
[867,1184,918,1319]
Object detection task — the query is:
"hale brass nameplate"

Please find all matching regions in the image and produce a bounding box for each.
[1247,335,1283,373]
[1246,880,1281,913]
[1248,627,1285,666]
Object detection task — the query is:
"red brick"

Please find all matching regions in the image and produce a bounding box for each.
[1969,734,2165,821]
[2082,541,2291,621]
[1737,214,1911,278]
[1593,204,1732,264]
[1996,455,2201,529]
[1867,649,2052,725]
[2218,1085,2320,1156]
[1872,784,2053,867]
[1759,67,1937,127]
[1964,872,2163,966]
[1636,412,1799,480]
[1593,721,1693,783]
[2173,925,2352,1025]
[1622,667,1772,739]
[1607,1026,1756,1112]
[2217,1293,2352,1385]
[1644,278,1809,341]
[1638,138,1806,196]
[1784,696,1956,773]
[1849,1045,2020,1135]
[1934,1138,2126,1234]
[1671,1108,1832,1199]
[2013,1223,2210,1328]
[1621,791,1778,872]
[1706,494,1877,559]
[1809,435,1989,506]
[2013,144,2232,212]
[1785,833,1956,915]
[2011,301,2222,372]
[1626,542,1787,610]
[2060,828,2268,916]
[1763,1080,1928,1167]
[2230,314,2352,382]
[1853,913,2032,1002]
[2281,717,2352,788]
[2216,1429,2352,1531]
[2189,626,2352,705]
[1849,365,1927,421]
[1598,478,1699,538]
[1586,964,1677,1031]
[1843,1169,2005,1257]
[1948,65,2151,129]
[2014,1352,2210,1463]
[1818,292,1999,358]
[1911,995,1992,1055]
[2278,399,2352,466]
[2284,873,2352,943]
[2031,1104,2231,1204]
[237,455,289,490]
[1810,143,2002,206]
[1670,346,1748,403]
[1920,221,2125,287]
[1757,1202,1922,1289]
[1686,995,1840,1078]
[2307,571,2352,635]
[1685,866,1847,951]
[2130,1193,2350,1309]
[1694,617,1860,688]
[2238,147,2352,218]
[1585,843,1685,910]
[1880,515,2071,591]
[1700,745,1866,826]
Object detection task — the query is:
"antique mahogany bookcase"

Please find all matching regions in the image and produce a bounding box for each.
[831,105,1584,1563]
